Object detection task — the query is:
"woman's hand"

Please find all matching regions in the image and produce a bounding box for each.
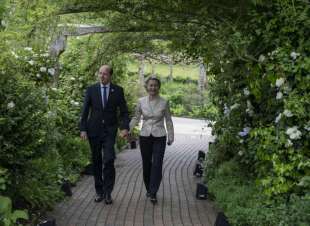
[119,129,129,139]
[80,131,88,140]
[127,132,136,142]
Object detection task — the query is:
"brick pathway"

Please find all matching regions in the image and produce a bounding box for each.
[51,131,217,226]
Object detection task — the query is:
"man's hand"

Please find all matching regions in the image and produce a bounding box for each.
[119,129,129,139]
[80,131,88,140]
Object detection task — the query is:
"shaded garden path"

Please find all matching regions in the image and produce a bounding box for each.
[51,117,217,226]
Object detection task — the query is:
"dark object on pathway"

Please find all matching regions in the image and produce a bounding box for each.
[196,183,208,199]
[215,212,230,226]
[61,180,72,196]
[194,150,205,177]
[82,163,93,175]
[198,150,206,161]
[130,140,137,149]
[193,161,204,177]
[37,217,56,226]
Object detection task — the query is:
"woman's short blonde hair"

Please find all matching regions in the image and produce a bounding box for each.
[144,75,161,89]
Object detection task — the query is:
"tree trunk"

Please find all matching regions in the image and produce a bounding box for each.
[198,61,207,103]
[168,61,173,81]
[139,54,145,96]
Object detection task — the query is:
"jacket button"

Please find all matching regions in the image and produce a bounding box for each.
[102,120,105,123]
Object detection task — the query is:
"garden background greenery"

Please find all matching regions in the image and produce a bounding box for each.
[0,0,309,225]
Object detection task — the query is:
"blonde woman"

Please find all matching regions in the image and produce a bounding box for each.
[130,76,174,204]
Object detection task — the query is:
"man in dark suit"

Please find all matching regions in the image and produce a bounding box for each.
[80,65,129,204]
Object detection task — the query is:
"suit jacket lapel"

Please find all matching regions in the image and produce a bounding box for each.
[106,83,115,106]
[96,83,104,112]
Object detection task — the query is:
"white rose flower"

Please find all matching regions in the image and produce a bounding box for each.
[40,67,47,72]
[221,68,224,73]
[24,47,33,51]
[290,51,299,60]
[74,101,79,106]
[11,51,19,59]
[36,73,41,78]
[1,20,6,27]
[238,151,243,156]
[290,132,302,140]
[7,101,15,109]
[276,91,283,100]
[70,77,76,81]
[258,55,266,63]
[48,68,56,76]
[286,126,297,135]
[51,87,57,91]
[243,88,250,96]
[283,109,293,117]
[286,126,302,140]
[28,60,35,65]
[275,78,285,87]
[41,53,49,57]
[275,113,282,123]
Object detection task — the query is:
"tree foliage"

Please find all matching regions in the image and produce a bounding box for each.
[0,0,309,225]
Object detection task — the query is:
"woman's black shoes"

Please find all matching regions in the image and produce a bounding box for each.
[94,193,112,204]
[146,192,151,198]
[150,194,157,204]
[94,194,104,203]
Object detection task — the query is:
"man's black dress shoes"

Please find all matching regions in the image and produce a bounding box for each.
[94,194,104,203]
[105,193,113,205]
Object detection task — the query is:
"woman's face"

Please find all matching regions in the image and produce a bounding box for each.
[146,79,160,96]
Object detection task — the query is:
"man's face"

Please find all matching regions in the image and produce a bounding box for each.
[98,66,111,84]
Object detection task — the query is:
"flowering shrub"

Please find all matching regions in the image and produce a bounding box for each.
[203,1,309,224]
[0,20,90,221]
[207,0,309,197]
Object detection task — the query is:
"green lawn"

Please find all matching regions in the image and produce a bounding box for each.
[127,61,199,80]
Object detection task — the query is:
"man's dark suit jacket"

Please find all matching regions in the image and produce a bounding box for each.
[80,82,130,138]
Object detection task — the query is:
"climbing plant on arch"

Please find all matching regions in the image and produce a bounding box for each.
[0,0,309,225]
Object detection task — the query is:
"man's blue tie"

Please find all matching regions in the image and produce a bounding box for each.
[102,86,108,108]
